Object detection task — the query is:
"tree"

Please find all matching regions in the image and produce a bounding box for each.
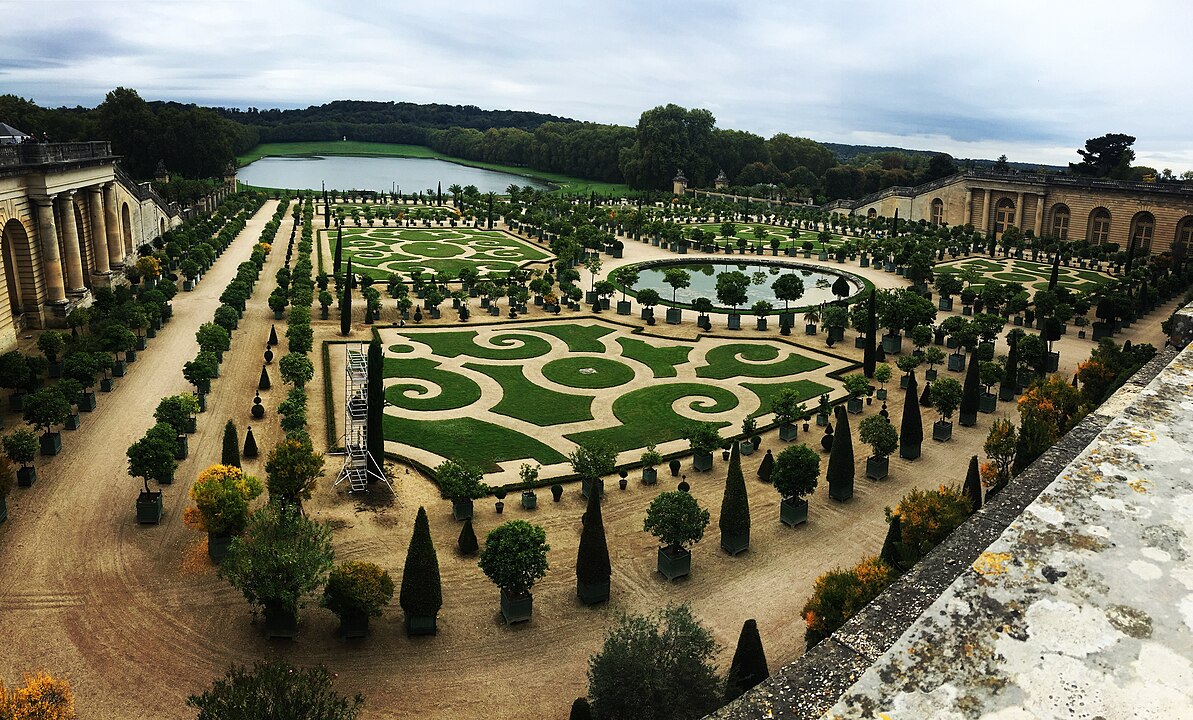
[858,414,898,460]
[436,459,486,501]
[219,504,335,617]
[619,104,718,190]
[983,418,1018,493]
[587,603,721,720]
[931,376,963,423]
[826,406,854,500]
[863,289,877,377]
[37,331,66,365]
[715,271,750,316]
[399,506,442,620]
[186,661,363,720]
[963,455,983,512]
[222,421,240,468]
[888,485,971,565]
[569,441,616,482]
[264,434,325,508]
[340,261,353,336]
[771,444,819,501]
[769,387,806,428]
[322,561,394,620]
[1071,133,1136,179]
[23,386,70,435]
[154,394,200,435]
[0,671,77,720]
[183,464,264,537]
[127,422,178,488]
[959,352,981,421]
[725,618,768,703]
[576,481,611,594]
[195,322,231,356]
[644,491,710,551]
[279,352,314,388]
[900,372,923,457]
[478,520,550,597]
[802,556,895,646]
[718,443,750,545]
[662,267,690,304]
[367,338,384,465]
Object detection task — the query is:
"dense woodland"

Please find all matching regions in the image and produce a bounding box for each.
[1,90,1181,203]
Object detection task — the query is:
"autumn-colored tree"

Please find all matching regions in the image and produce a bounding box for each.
[982,419,1018,493]
[265,435,325,508]
[1017,376,1083,439]
[802,556,895,647]
[887,485,971,565]
[0,672,76,719]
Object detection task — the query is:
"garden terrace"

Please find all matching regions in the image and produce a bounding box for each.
[327,225,553,279]
[936,256,1113,293]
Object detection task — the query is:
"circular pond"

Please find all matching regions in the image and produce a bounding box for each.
[623,259,865,311]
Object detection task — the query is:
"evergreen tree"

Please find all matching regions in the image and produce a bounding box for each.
[899,372,923,459]
[863,289,877,378]
[827,406,854,501]
[268,325,279,347]
[399,507,442,622]
[960,351,981,425]
[367,338,384,467]
[719,443,751,551]
[725,618,769,702]
[334,226,343,275]
[457,518,478,555]
[222,420,241,468]
[880,514,904,572]
[1002,329,1022,397]
[569,698,593,720]
[964,455,983,513]
[757,449,774,482]
[242,426,258,459]
[919,379,932,408]
[576,481,611,601]
[340,260,353,336]
[1048,253,1060,292]
[258,365,271,391]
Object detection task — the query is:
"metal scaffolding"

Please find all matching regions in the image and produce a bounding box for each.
[335,342,390,493]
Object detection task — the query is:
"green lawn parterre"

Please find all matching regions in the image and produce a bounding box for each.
[379,320,834,474]
[335,225,552,279]
[935,257,1112,293]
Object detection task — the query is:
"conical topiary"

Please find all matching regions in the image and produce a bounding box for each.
[576,482,611,603]
[919,380,932,408]
[334,226,343,275]
[863,289,877,378]
[367,338,384,469]
[959,351,981,425]
[258,366,271,391]
[719,443,751,554]
[340,260,353,337]
[725,618,769,702]
[964,455,983,513]
[880,513,904,572]
[242,426,258,459]
[457,518,478,555]
[1002,329,1022,396]
[399,507,442,626]
[268,325,278,347]
[899,372,922,459]
[827,406,854,501]
[757,449,774,482]
[221,420,240,468]
[569,697,593,720]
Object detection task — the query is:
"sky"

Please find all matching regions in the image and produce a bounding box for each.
[4,0,1193,171]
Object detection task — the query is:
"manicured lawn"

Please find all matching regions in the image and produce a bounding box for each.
[411,330,553,360]
[465,363,593,426]
[383,415,567,471]
[936,257,1111,293]
[743,380,833,419]
[339,225,551,279]
[541,357,635,389]
[530,323,614,352]
[565,383,738,453]
[697,344,826,380]
[616,337,692,378]
[383,358,481,411]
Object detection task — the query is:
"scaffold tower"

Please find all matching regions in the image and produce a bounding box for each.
[335,342,390,493]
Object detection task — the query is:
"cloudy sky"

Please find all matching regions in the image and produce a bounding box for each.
[5,0,1192,170]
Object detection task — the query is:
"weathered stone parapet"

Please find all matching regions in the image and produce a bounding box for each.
[1167,300,1193,349]
[708,340,1183,720]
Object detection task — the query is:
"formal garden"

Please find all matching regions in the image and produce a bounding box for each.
[333,224,553,280]
[935,256,1113,292]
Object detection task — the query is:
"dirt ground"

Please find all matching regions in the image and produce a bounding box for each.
[0,207,1176,720]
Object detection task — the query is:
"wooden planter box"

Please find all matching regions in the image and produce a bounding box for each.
[847,398,863,414]
[657,546,692,580]
[136,490,163,524]
[263,602,299,639]
[947,354,966,372]
[451,498,474,521]
[779,423,798,441]
[79,391,97,411]
[65,413,81,430]
[112,360,127,377]
[979,393,997,413]
[925,369,938,382]
[581,477,604,500]
[39,431,62,456]
[666,308,683,325]
[17,466,35,487]
[208,533,234,563]
[933,420,953,441]
[756,317,767,331]
[865,456,889,481]
[500,590,534,623]
[520,491,537,510]
[780,497,809,527]
[616,301,631,315]
[640,307,654,321]
[641,467,658,485]
[577,579,611,605]
[404,613,438,636]
[727,314,741,330]
[720,530,749,556]
[882,334,903,354]
[692,451,713,472]
[175,434,189,461]
[739,440,754,456]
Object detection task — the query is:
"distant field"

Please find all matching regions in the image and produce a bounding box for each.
[237,141,631,195]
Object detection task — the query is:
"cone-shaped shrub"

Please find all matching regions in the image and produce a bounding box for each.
[576,482,611,596]
[221,420,240,468]
[258,366,271,391]
[268,325,279,347]
[1002,329,1022,396]
[340,260,353,336]
[880,513,904,573]
[919,380,932,408]
[827,406,854,501]
[242,426,258,459]
[899,373,923,459]
[569,698,592,720]
[399,507,442,619]
[457,518,478,555]
[367,338,384,465]
[334,227,343,275]
[725,618,769,702]
[960,351,981,422]
[964,455,983,513]
[757,449,774,482]
[719,443,751,550]
[863,289,877,378]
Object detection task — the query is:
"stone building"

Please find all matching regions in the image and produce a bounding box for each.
[826,170,1193,256]
[0,141,185,351]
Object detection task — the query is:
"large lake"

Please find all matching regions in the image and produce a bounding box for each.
[237,155,553,193]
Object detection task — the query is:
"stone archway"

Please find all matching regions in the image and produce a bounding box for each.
[1,218,36,330]
[121,202,133,256]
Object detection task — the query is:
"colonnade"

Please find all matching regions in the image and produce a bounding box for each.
[31,181,128,304]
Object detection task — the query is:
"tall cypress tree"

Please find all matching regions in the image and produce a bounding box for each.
[959,351,981,426]
[340,260,353,336]
[899,372,922,459]
[1047,252,1060,292]
[964,455,983,513]
[333,226,343,275]
[725,618,769,702]
[880,514,904,572]
[863,289,877,378]
[221,420,240,468]
[1002,329,1022,397]
[827,405,854,501]
[367,337,384,468]
[399,507,442,630]
[719,443,751,554]
[576,483,611,603]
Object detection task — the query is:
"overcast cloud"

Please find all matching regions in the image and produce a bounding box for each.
[4,0,1192,170]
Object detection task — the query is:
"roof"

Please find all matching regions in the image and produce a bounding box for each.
[0,122,29,138]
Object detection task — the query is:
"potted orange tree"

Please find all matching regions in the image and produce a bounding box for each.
[183,464,264,563]
[436,459,485,521]
[322,560,394,639]
[859,415,899,481]
[4,428,37,487]
[773,444,820,527]
[644,491,710,580]
[478,520,549,623]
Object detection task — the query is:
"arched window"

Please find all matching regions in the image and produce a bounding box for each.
[1130,212,1155,253]
[1088,208,1111,244]
[930,198,944,226]
[994,197,1015,237]
[1050,204,1070,241]
[867,208,877,219]
[1176,216,1193,257]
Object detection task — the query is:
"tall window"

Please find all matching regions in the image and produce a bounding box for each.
[1089,208,1111,244]
[1130,212,1155,253]
[1177,217,1193,255]
[930,198,944,226]
[1050,205,1070,240]
[994,198,1015,237]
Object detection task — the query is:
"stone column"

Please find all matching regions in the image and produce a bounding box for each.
[103,181,122,268]
[963,188,973,227]
[87,187,111,274]
[982,188,992,233]
[1034,195,1045,238]
[56,191,86,292]
[33,196,66,304]
[1014,191,1024,229]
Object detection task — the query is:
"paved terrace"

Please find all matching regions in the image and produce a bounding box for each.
[712,302,1193,719]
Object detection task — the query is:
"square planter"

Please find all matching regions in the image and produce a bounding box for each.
[657,546,692,580]
[17,466,36,487]
[692,451,713,472]
[805,323,817,335]
[756,317,767,331]
[135,336,147,351]
[263,602,299,639]
[581,477,605,500]
[779,497,809,527]
[452,498,474,521]
[947,354,966,372]
[500,590,534,623]
[208,533,234,563]
[933,420,953,441]
[938,297,954,311]
[79,391,97,411]
[48,361,63,379]
[720,530,750,556]
[854,336,866,349]
[616,300,631,315]
[405,613,439,636]
[521,491,537,510]
[136,490,163,524]
[727,314,741,330]
[779,423,798,441]
[640,307,655,321]
[39,432,62,457]
[925,368,938,382]
[881,334,903,354]
[739,440,754,456]
[337,611,370,639]
[175,435,189,461]
[846,397,863,414]
[112,360,127,377]
[979,393,997,413]
[865,456,889,481]
[899,440,921,460]
[184,416,197,434]
[577,579,611,605]
[64,413,81,430]
[1046,352,1060,373]
[641,467,658,485]
[666,307,682,325]
[697,316,712,331]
